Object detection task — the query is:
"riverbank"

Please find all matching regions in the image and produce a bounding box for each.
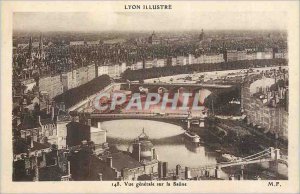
[190,120,288,179]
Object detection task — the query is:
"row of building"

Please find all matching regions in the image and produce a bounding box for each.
[38,62,127,99]
[31,48,287,100]
[37,64,96,99]
[129,50,287,71]
[241,68,288,140]
[17,34,287,101]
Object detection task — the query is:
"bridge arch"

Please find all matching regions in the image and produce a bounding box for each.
[91,117,187,128]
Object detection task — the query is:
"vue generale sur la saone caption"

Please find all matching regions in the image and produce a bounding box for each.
[112,181,187,188]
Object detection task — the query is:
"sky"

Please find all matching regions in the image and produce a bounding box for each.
[13,11,287,32]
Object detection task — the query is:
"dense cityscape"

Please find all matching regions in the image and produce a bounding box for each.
[12,29,288,181]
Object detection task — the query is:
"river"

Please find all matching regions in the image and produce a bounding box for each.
[101,119,228,178]
[100,119,288,180]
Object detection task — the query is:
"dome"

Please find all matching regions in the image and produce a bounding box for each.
[140,150,152,158]
[140,140,153,151]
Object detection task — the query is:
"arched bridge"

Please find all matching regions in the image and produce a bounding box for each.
[122,82,236,94]
[90,112,202,120]
[76,112,206,129]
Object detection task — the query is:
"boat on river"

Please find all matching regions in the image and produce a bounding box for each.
[184,131,201,144]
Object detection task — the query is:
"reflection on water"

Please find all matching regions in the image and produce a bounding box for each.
[101,119,184,139]
[101,119,218,169]
[101,119,287,179]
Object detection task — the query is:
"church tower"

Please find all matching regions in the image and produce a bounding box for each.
[38,35,44,59]
[199,29,204,41]
[28,36,33,58]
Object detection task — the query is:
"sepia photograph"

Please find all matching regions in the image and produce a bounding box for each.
[1,0,299,193]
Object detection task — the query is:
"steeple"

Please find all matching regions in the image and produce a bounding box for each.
[28,36,33,58]
[138,128,149,141]
[39,35,43,54]
[199,29,204,41]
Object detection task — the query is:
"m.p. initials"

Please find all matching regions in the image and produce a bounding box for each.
[268,182,281,187]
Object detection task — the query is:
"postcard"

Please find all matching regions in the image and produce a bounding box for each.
[0,0,299,193]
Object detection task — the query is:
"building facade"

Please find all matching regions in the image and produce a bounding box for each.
[241,74,288,140]
[39,75,63,99]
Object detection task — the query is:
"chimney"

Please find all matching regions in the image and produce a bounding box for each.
[28,36,33,58]
[30,137,34,148]
[185,167,191,179]
[46,103,50,114]
[87,119,92,126]
[162,162,168,178]
[176,165,181,176]
[132,143,141,162]
[51,106,55,121]
[263,86,266,94]
[68,161,71,176]
[272,99,276,107]
[158,162,163,179]
[34,156,39,181]
[149,173,153,180]
[42,152,46,166]
[61,103,65,112]
[98,173,103,181]
[97,122,102,129]
[205,169,210,177]
[107,156,113,168]
[267,91,270,102]
[152,148,156,160]
[33,132,38,142]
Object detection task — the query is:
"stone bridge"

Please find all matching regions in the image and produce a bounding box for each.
[73,112,206,129]
[121,82,236,95]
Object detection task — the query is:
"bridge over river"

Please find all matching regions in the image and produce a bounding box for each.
[122,82,236,94]
[74,112,205,129]
[127,82,234,89]
[169,147,288,180]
